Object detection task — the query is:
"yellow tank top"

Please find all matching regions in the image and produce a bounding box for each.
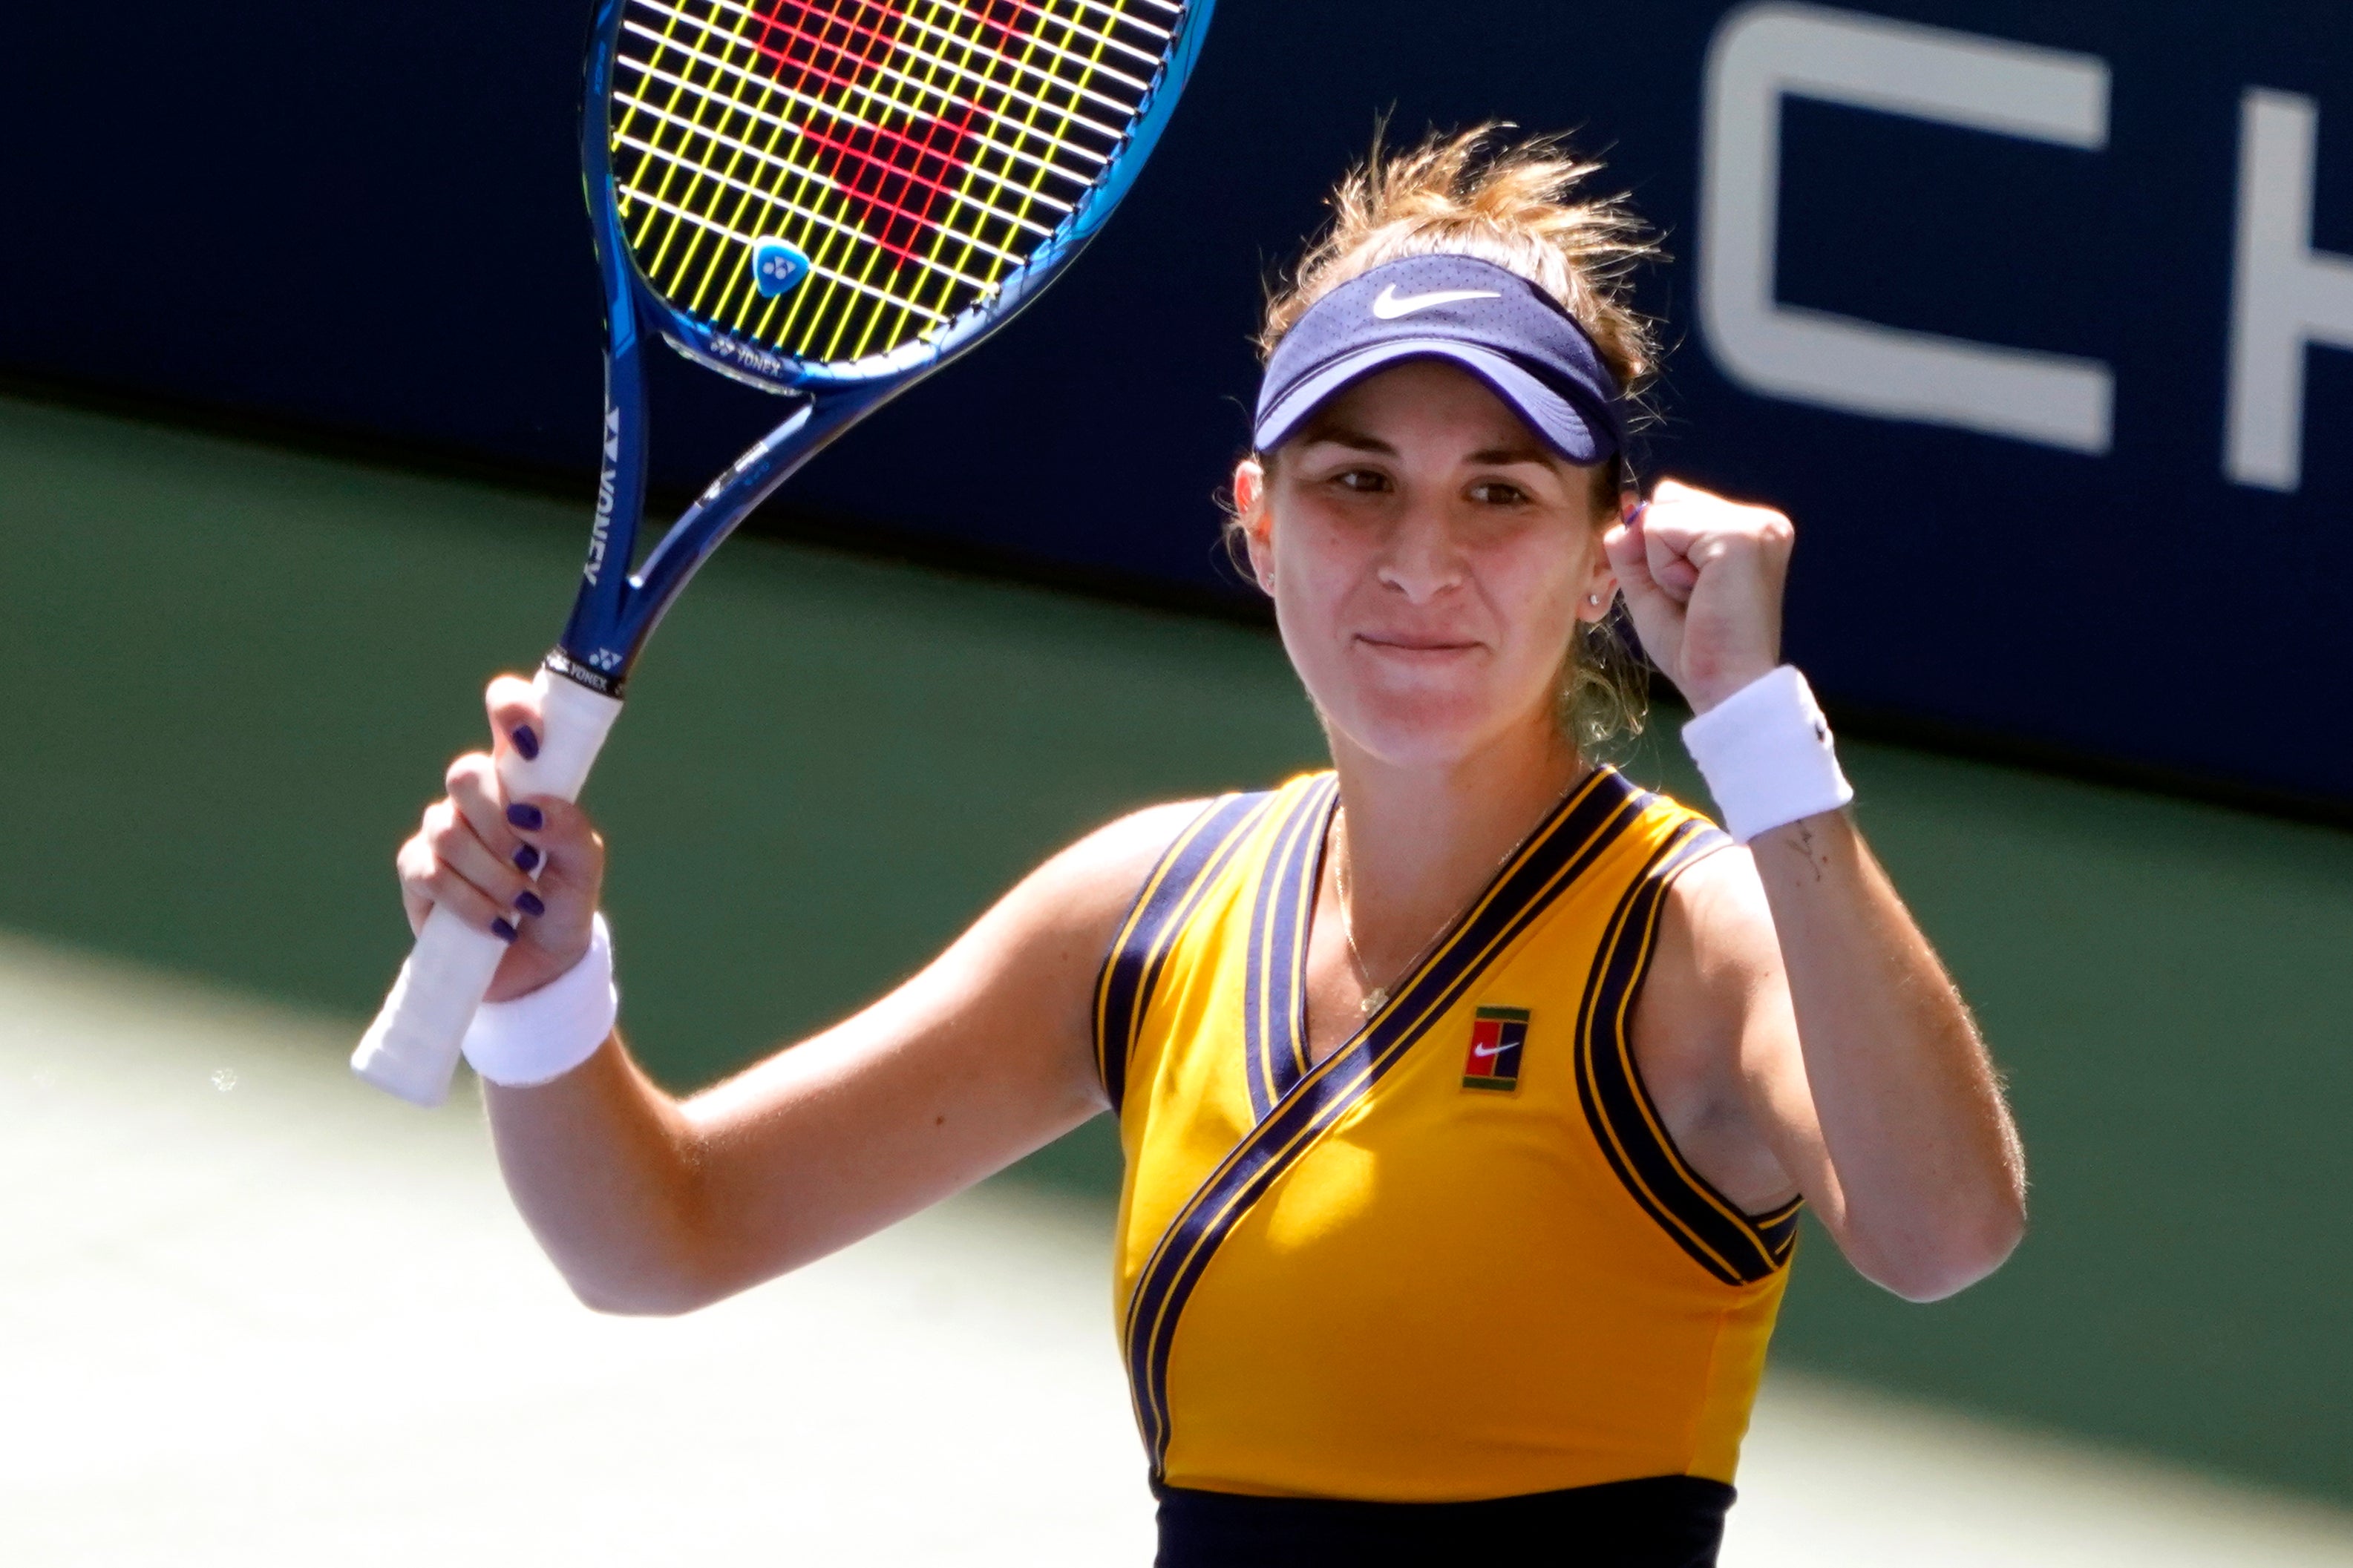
[1093,766,1799,1503]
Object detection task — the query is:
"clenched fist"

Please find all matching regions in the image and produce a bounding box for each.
[1603,478,1795,715]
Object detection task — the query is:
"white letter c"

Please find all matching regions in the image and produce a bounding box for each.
[1699,3,2115,455]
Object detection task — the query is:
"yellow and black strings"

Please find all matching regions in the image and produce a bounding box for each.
[690,0,1161,352]
[607,0,1180,364]
[618,0,1021,352]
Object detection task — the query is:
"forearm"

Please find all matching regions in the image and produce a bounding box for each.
[1751,810,2025,1299]
[482,1034,720,1316]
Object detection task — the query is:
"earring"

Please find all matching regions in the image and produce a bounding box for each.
[1586,594,1602,606]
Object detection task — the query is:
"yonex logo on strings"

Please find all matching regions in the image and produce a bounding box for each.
[750,238,811,300]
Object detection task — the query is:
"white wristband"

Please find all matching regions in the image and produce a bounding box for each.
[462,913,619,1087]
[1681,666,1855,843]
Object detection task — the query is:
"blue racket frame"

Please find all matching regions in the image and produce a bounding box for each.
[550,0,1217,697]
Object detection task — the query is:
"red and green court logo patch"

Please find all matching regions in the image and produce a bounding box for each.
[1462,1006,1529,1092]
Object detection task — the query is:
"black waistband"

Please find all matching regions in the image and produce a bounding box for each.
[1152,1475,1734,1568]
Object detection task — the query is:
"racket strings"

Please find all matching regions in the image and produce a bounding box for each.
[611,0,1182,366]
[623,0,1122,348]
[762,0,1146,119]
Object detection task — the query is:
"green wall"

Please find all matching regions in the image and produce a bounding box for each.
[4,398,2349,1503]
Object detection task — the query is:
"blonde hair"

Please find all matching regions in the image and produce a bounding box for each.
[1260,125,1661,398]
[1245,124,1661,753]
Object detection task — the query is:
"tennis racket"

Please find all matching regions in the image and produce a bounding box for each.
[353,0,1216,1106]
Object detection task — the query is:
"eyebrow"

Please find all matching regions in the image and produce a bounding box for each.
[1292,424,1396,455]
[1465,442,1560,468]
[1292,427,1562,470]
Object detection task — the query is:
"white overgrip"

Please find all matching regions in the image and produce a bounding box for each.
[350,667,626,1106]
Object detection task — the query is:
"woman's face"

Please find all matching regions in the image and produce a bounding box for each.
[1240,359,1616,772]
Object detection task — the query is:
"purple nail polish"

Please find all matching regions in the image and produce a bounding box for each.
[513,843,541,873]
[511,725,541,761]
[491,917,520,943]
[506,803,544,832]
[514,890,546,919]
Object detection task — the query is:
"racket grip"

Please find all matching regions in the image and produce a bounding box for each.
[352,669,625,1106]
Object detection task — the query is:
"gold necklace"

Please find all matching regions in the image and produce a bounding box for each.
[1331,804,1462,1017]
[1331,833,1390,1015]
[1329,780,1580,1017]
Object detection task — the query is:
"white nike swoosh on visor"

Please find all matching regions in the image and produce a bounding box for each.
[1372,284,1503,320]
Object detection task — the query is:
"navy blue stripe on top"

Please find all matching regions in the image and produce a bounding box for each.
[1571,819,1796,1287]
[1243,776,1338,1120]
[1094,791,1277,1115]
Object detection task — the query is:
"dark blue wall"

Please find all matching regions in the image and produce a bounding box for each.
[7,3,2349,799]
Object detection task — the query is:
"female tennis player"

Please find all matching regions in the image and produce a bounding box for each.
[396,128,2025,1565]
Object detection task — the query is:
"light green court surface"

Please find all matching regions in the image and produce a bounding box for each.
[8,933,2350,1564]
[4,396,2353,1513]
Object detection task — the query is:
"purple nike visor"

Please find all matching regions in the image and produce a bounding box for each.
[1251,253,1628,465]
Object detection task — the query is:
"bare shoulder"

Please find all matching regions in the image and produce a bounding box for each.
[693,796,1219,1144]
[971,798,1223,991]
[1655,839,1783,997]
[1057,796,1214,876]
[912,796,1217,1110]
[1634,838,1804,1211]
[1017,798,1215,931]
[1634,842,1782,1110]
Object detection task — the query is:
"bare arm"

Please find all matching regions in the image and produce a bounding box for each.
[1744,811,2023,1298]
[1614,482,2026,1303]
[398,674,1195,1315]
[1637,842,2023,1302]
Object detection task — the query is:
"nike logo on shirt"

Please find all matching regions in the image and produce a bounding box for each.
[1372,284,1503,319]
[1470,1042,1515,1060]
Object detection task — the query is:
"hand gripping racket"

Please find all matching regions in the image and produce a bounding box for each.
[353,0,1216,1106]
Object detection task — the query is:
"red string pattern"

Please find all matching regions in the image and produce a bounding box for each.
[747,1,1044,263]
